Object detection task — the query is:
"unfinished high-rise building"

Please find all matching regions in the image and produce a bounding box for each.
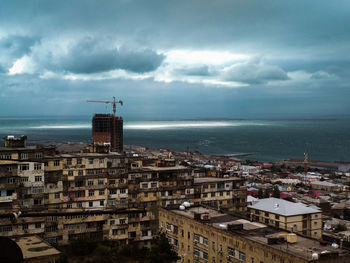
[92,114,123,152]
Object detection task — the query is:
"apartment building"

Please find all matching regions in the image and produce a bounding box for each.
[159,206,347,263]
[193,177,246,212]
[248,198,322,239]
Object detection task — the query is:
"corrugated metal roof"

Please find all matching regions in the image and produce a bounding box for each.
[248,197,320,216]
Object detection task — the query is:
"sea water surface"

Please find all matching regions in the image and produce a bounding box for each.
[0,116,349,162]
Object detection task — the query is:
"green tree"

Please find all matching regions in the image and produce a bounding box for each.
[263,189,270,198]
[258,188,264,199]
[272,186,280,198]
[146,232,180,263]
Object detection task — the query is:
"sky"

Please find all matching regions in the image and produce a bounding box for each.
[0,0,350,119]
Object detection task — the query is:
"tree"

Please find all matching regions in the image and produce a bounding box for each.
[258,189,264,199]
[272,186,280,198]
[146,232,180,263]
[263,189,270,198]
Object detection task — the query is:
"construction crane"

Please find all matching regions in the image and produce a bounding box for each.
[87,97,123,152]
[87,96,123,118]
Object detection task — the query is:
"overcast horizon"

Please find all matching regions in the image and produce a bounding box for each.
[1,0,350,119]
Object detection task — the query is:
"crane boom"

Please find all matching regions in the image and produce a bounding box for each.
[87,96,123,117]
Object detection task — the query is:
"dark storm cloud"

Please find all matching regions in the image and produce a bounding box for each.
[222,57,289,84]
[0,0,349,117]
[0,35,38,57]
[0,35,39,70]
[35,38,164,74]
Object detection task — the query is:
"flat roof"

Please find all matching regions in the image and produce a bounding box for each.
[165,206,342,261]
[13,235,61,260]
[143,165,189,171]
[194,177,242,184]
[248,197,320,216]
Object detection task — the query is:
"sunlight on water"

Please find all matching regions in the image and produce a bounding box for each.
[28,121,267,130]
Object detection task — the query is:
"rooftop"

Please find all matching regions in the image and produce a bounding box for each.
[248,197,320,216]
[194,177,242,184]
[13,235,61,260]
[166,206,343,261]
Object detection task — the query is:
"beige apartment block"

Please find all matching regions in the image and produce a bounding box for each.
[193,177,246,212]
[159,206,348,263]
[248,197,322,239]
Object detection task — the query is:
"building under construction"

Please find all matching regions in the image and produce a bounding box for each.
[89,97,124,152]
[92,114,123,152]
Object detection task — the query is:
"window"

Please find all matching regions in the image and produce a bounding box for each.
[203,252,208,260]
[151,182,157,188]
[144,192,148,197]
[22,224,28,230]
[112,229,118,235]
[20,177,28,182]
[89,158,93,164]
[35,223,41,228]
[203,193,208,198]
[120,188,126,194]
[88,181,94,186]
[68,170,73,176]
[34,163,42,170]
[34,199,42,205]
[77,158,82,165]
[89,190,94,196]
[67,159,72,165]
[67,204,72,208]
[21,153,28,159]
[203,238,209,246]
[228,247,235,257]
[7,177,15,183]
[78,170,83,176]
[109,189,116,195]
[239,251,246,261]
[211,192,215,197]
[120,229,126,234]
[54,160,60,166]
[141,183,148,189]
[89,201,93,207]
[0,154,11,160]
[194,234,200,242]
[210,184,216,189]
[100,200,104,206]
[99,189,104,195]
[194,248,200,257]
[77,202,82,208]
[98,180,104,185]
[99,159,104,164]
[19,164,29,171]
[35,176,42,182]
[6,166,12,172]
[120,219,126,225]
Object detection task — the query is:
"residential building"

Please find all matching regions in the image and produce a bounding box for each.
[159,206,348,263]
[248,197,322,239]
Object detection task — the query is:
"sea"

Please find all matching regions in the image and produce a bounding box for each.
[0,116,349,162]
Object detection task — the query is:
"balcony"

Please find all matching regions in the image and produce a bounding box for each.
[0,193,17,202]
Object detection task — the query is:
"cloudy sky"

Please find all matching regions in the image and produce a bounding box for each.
[1,0,350,119]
